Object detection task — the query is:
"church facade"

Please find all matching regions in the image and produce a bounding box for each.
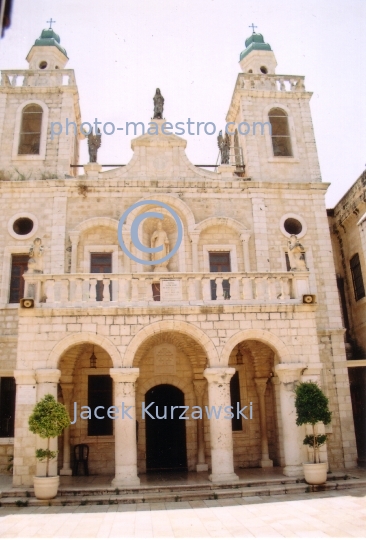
[0,29,357,487]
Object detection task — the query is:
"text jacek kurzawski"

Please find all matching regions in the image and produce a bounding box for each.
[70,402,253,423]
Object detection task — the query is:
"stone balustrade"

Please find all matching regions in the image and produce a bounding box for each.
[239,74,306,92]
[0,69,76,88]
[23,271,310,307]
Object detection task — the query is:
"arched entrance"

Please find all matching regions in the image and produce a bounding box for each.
[145,384,187,471]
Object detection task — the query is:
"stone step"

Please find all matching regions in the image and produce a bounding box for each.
[0,471,353,499]
[1,477,365,508]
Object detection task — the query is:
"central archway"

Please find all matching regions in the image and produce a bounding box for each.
[145,384,187,471]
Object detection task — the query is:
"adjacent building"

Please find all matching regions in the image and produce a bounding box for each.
[328,171,366,466]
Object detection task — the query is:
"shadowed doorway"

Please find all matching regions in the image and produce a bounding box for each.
[145,384,187,471]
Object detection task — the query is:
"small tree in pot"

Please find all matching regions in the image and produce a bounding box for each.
[29,394,70,499]
[294,382,332,485]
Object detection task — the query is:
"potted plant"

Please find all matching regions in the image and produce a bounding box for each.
[28,394,70,500]
[294,381,332,485]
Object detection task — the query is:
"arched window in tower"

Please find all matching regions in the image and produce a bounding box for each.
[268,108,293,157]
[18,104,43,155]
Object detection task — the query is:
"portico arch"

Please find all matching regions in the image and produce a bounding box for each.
[123,320,219,367]
[221,328,293,366]
[49,332,122,369]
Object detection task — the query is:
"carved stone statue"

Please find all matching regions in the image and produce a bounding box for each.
[153,88,164,120]
[27,238,44,274]
[217,130,230,164]
[151,221,170,271]
[288,235,308,271]
[87,129,102,163]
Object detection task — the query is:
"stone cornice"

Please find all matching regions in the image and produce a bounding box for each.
[0,178,329,194]
[17,303,317,317]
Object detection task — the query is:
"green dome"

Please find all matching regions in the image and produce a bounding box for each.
[240,32,271,61]
[33,28,68,57]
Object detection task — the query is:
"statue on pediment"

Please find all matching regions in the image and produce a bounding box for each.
[87,129,101,163]
[153,88,164,120]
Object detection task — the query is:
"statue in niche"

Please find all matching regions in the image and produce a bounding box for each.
[87,129,101,163]
[153,88,164,119]
[287,235,308,271]
[27,238,44,274]
[217,130,230,164]
[151,221,170,271]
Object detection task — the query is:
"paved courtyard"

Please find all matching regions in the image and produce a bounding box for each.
[0,487,365,538]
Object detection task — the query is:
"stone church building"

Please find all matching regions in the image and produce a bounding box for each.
[0,28,358,487]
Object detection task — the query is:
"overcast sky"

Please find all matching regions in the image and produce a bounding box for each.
[1,0,365,207]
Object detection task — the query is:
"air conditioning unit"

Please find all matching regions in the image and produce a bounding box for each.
[303,294,316,304]
[20,298,34,308]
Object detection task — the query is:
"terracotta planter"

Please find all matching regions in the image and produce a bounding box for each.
[33,475,59,499]
[303,462,328,485]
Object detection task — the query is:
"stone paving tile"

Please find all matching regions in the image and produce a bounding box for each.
[214,497,242,507]
[203,499,222,507]
[245,525,285,537]
[188,500,207,508]
[149,502,167,511]
[0,488,365,537]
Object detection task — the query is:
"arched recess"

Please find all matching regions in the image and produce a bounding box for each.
[48,332,122,369]
[262,102,298,160]
[123,320,219,368]
[123,195,196,232]
[121,195,195,272]
[72,217,119,234]
[192,216,251,273]
[12,99,49,160]
[69,217,120,274]
[138,374,195,397]
[193,216,249,235]
[221,329,293,367]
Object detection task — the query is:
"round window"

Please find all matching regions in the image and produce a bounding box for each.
[39,61,48,69]
[284,218,302,235]
[13,217,34,236]
[260,66,268,74]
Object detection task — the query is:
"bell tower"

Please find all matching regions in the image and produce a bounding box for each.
[226,31,321,183]
[0,25,82,179]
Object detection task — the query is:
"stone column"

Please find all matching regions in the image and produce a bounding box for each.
[69,231,80,274]
[60,381,74,476]
[193,379,208,472]
[35,369,61,477]
[204,367,239,482]
[275,364,306,477]
[254,377,273,468]
[110,368,140,486]
[13,370,37,487]
[240,232,251,272]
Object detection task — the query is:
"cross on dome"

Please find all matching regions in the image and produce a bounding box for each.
[46,18,56,29]
[249,23,257,33]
